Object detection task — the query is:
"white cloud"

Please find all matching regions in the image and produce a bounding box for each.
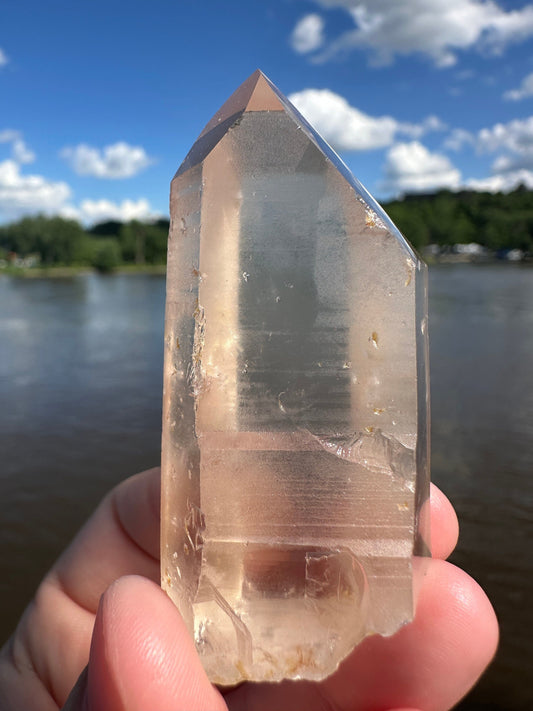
[504,72,533,100]
[63,198,159,225]
[0,130,19,143]
[291,14,325,53]
[381,141,461,195]
[445,116,533,170]
[401,115,448,139]
[0,130,35,164]
[0,160,71,221]
[467,169,533,191]
[483,4,533,46]
[12,139,35,164]
[289,89,397,150]
[0,156,159,225]
[288,88,445,151]
[442,116,533,193]
[477,116,533,156]
[444,128,476,151]
[61,142,153,179]
[293,1,533,67]
[0,48,8,67]
[492,152,533,173]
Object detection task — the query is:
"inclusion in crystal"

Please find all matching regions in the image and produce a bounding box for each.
[161,70,430,684]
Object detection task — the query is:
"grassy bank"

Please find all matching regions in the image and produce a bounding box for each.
[0,263,167,278]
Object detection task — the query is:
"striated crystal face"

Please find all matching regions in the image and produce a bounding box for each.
[161,70,430,685]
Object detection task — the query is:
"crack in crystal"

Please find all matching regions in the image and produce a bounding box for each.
[311,429,416,483]
[199,577,253,667]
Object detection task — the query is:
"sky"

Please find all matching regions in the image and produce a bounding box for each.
[1,0,533,226]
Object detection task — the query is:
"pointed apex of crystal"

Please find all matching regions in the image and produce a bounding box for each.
[174,72,416,262]
[197,70,282,140]
[244,72,285,112]
[177,71,286,178]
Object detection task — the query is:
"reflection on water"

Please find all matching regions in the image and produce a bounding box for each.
[0,274,166,644]
[1,265,532,709]
[429,265,533,711]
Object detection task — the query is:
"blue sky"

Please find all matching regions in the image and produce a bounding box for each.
[1,0,533,225]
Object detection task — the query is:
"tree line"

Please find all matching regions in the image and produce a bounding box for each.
[0,216,170,272]
[0,187,532,271]
[384,185,533,253]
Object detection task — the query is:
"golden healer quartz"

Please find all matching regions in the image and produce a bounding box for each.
[161,70,430,684]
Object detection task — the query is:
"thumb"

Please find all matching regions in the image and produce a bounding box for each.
[65,575,227,711]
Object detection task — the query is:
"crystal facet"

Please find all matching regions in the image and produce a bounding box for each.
[161,70,430,684]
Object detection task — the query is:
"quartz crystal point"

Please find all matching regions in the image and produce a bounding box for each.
[161,69,430,684]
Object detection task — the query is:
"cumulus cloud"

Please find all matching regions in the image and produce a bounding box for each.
[62,198,160,225]
[467,170,533,191]
[492,152,533,173]
[0,154,159,224]
[289,89,397,150]
[0,128,20,143]
[0,130,36,164]
[442,116,533,192]
[445,116,533,169]
[61,142,153,179]
[292,0,533,67]
[0,130,19,143]
[288,88,445,151]
[444,128,476,151]
[12,139,35,164]
[381,141,461,195]
[504,72,533,100]
[477,116,533,152]
[401,115,448,139]
[0,48,8,67]
[291,14,325,53]
[0,160,71,221]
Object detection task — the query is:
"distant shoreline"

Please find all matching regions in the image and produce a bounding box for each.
[0,264,167,278]
[4,254,531,277]
[2,259,531,279]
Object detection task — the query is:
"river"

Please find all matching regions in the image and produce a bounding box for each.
[0,265,531,710]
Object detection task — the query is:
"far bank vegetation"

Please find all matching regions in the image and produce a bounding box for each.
[0,217,170,273]
[1,187,532,273]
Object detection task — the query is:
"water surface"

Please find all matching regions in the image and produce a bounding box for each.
[0,266,531,709]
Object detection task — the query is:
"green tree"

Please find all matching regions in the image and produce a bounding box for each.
[88,221,123,238]
[90,238,121,273]
[383,188,533,253]
[0,215,85,265]
[118,220,168,264]
[118,221,146,264]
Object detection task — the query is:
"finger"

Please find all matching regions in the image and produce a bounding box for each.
[429,482,459,559]
[85,576,227,711]
[225,558,499,711]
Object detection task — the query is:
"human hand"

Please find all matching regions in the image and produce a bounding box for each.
[0,467,498,711]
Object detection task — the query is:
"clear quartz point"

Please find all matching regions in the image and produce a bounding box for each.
[161,69,430,684]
